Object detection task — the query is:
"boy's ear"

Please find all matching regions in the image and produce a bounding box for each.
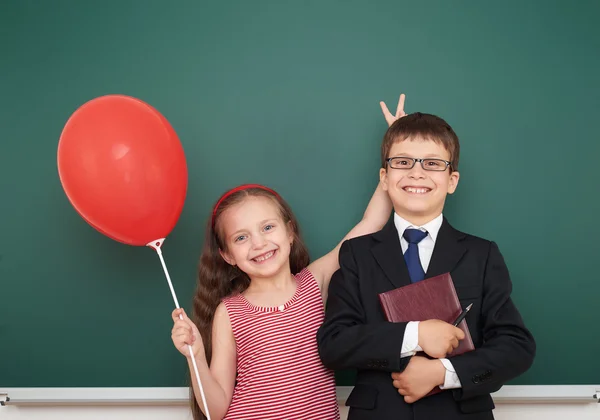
[379,168,389,191]
[219,248,236,266]
[447,170,460,194]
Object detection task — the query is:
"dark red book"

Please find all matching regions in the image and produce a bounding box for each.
[378,272,475,395]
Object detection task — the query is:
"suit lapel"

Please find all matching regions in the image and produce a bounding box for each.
[425,217,467,278]
[371,219,412,289]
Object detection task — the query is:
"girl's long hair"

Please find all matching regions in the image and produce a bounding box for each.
[190,186,309,419]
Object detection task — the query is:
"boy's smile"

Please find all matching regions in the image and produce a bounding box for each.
[380,137,460,226]
[403,187,432,194]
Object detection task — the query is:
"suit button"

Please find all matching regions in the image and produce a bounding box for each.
[382,360,389,367]
[472,375,481,384]
[367,360,374,368]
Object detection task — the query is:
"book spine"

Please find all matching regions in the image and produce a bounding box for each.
[377,295,391,321]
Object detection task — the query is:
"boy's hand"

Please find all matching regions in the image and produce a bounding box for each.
[391,356,445,403]
[418,319,465,359]
[380,93,407,126]
[171,308,205,359]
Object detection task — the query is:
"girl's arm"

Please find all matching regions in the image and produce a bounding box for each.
[307,180,392,297]
[174,306,236,420]
[307,93,405,298]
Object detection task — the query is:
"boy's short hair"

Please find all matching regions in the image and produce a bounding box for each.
[381,112,460,171]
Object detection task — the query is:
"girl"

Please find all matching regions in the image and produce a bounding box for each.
[172,96,406,420]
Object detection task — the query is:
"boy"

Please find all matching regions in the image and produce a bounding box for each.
[317,112,535,419]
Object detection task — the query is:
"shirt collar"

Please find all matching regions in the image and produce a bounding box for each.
[394,213,444,243]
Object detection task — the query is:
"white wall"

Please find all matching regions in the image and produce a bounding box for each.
[2,403,600,420]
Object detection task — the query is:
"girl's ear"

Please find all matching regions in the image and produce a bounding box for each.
[219,248,236,266]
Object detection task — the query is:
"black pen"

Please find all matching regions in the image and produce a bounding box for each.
[452,303,473,326]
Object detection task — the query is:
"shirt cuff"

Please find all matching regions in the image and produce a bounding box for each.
[400,321,421,358]
[439,358,462,389]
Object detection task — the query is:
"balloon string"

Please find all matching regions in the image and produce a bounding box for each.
[149,240,212,420]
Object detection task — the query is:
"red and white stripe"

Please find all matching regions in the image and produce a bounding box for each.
[222,268,339,419]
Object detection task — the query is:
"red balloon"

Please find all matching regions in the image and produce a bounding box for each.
[57,95,188,246]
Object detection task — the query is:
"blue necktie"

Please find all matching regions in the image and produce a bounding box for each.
[403,228,428,283]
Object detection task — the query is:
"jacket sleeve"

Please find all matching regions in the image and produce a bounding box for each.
[449,241,536,401]
[317,240,411,373]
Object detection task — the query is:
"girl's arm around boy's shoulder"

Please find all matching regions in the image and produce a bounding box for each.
[308,92,405,299]
[307,181,391,299]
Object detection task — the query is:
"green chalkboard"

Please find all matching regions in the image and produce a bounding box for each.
[1,0,598,388]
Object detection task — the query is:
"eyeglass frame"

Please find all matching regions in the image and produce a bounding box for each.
[385,156,453,172]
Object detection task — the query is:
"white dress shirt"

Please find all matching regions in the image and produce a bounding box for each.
[395,212,462,390]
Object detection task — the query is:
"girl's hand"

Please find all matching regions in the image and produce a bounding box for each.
[171,308,205,359]
[380,93,407,127]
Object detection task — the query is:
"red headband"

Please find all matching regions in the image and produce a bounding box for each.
[211,184,279,229]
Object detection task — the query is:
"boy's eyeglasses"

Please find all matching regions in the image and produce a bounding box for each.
[386,157,452,172]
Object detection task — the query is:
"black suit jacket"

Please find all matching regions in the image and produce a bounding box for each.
[317,217,536,420]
